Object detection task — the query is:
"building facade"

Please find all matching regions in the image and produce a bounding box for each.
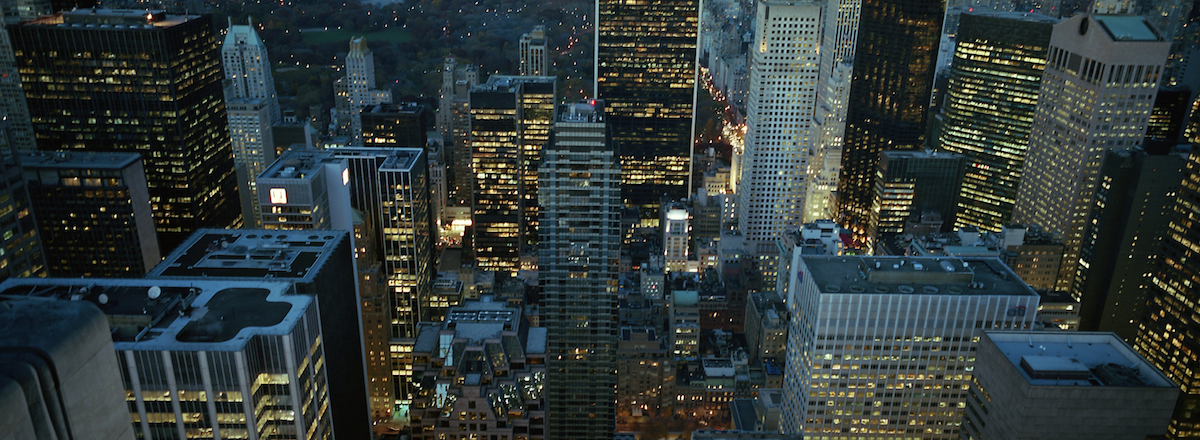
[336,37,392,143]
[1013,14,1170,294]
[596,0,699,218]
[20,151,159,277]
[869,150,967,249]
[936,12,1056,233]
[779,256,1041,439]
[540,101,621,440]
[362,102,429,148]
[9,9,241,253]
[519,25,549,76]
[256,149,353,231]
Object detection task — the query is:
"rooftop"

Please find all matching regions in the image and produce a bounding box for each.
[18,151,141,170]
[325,146,423,172]
[149,230,347,280]
[1094,15,1161,42]
[985,331,1174,388]
[803,256,1038,297]
[52,9,196,28]
[557,100,605,123]
[0,278,308,351]
[259,149,340,181]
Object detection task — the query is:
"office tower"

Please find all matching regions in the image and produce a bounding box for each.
[1148,86,1190,141]
[9,10,240,253]
[147,230,369,439]
[0,278,332,440]
[1136,146,1200,438]
[326,146,435,411]
[362,102,428,148]
[836,0,945,246]
[0,2,44,154]
[409,298,548,439]
[1075,146,1186,340]
[0,298,134,440]
[0,144,46,281]
[19,151,159,277]
[520,25,549,76]
[335,37,391,143]
[738,0,822,286]
[438,56,479,205]
[352,208,392,422]
[962,332,1177,440]
[664,206,690,272]
[222,19,281,124]
[469,76,556,273]
[802,0,864,223]
[255,149,353,231]
[596,0,699,219]
[869,150,967,251]
[779,256,1041,438]
[226,98,275,227]
[541,101,620,440]
[1013,14,1170,294]
[936,12,1055,233]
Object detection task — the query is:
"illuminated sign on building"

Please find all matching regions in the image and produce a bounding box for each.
[269,188,288,204]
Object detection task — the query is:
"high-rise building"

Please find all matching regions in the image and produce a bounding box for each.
[147,230,369,439]
[362,102,428,148]
[438,56,479,205]
[1076,146,1187,341]
[596,0,699,219]
[19,151,159,277]
[869,150,967,251]
[1013,14,1170,294]
[0,1,45,154]
[222,19,281,124]
[326,146,435,411]
[9,9,240,253]
[226,98,276,227]
[664,205,690,273]
[962,331,1177,440]
[835,0,944,246]
[936,12,1056,233]
[0,137,46,281]
[409,298,548,439]
[520,25,549,76]
[1135,146,1200,438]
[541,101,621,440]
[469,76,555,273]
[335,37,392,143]
[255,148,353,231]
[802,0,863,223]
[738,0,822,286]
[779,256,1041,438]
[0,277,332,440]
[1147,86,1190,142]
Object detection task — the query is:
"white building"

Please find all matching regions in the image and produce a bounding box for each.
[222,19,281,124]
[338,37,392,143]
[519,25,549,76]
[780,256,1041,439]
[222,20,282,227]
[665,207,691,273]
[737,0,822,286]
[1013,14,1169,293]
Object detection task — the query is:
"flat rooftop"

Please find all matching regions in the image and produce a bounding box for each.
[259,149,339,181]
[985,331,1175,388]
[803,256,1038,297]
[1095,15,1161,42]
[149,230,346,280]
[18,151,141,170]
[0,278,308,351]
[53,9,196,28]
[325,146,423,173]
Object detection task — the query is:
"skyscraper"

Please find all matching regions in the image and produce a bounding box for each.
[222,19,281,124]
[541,101,621,440]
[20,151,159,277]
[362,102,428,148]
[1013,14,1169,294]
[0,0,46,153]
[738,0,822,285]
[439,57,479,205]
[222,20,280,228]
[869,150,967,250]
[597,0,699,220]
[1135,146,1200,438]
[835,0,944,246]
[9,9,240,253]
[255,148,353,231]
[779,256,1041,438]
[0,133,46,281]
[520,25,549,76]
[469,76,555,273]
[936,12,1056,233]
[335,37,392,143]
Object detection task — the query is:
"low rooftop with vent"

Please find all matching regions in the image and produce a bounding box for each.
[149,230,346,279]
[802,256,1038,297]
[984,331,1174,388]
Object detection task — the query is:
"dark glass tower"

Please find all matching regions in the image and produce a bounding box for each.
[1135,146,1200,439]
[596,0,699,220]
[541,101,620,440]
[836,0,944,246]
[9,10,239,253]
[936,12,1055,233]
